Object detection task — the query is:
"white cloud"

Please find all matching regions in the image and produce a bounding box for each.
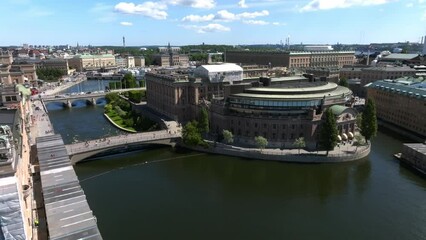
[238,0,248,8]
[406,3,414,7]
[300,0,395,12]
[182,23,230,33]
[182,14,215,22]
[243,20,269,25]
[215,9,269,21]
[166,0,215,9]
[243,20,286,26]
[114,2,168,20]
[215,10,238,21]
[120,21,133,26]
[238,10,269,18]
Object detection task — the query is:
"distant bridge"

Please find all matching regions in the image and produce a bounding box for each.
[65,128,181,164]
[42,87,146,108]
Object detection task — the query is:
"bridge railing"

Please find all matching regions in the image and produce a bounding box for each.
[66,130,181,155]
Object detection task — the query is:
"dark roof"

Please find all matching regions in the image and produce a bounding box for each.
[36,135,103,240]
[382,53,419,61]
[0,109,17,128]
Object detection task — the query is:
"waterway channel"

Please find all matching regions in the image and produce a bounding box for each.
[46,83,426,239]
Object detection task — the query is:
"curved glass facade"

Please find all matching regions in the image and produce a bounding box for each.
[229,98,321,109]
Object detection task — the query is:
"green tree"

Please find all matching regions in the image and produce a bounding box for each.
[105,92,120,104]
[254,136,268,151]
[182,121,202,146]
[293,137,306,154]
[222,130,234,144]
[360,98,378,143]
[122,73,137,89]
[339,77,349,87]
[198,107,209,134]
[319,108,338,155]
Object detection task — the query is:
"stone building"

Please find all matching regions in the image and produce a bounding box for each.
[134,56,145,67]
[225,50,355,69]
[146,64,356,149]
[340,65,417,96]
[67,54,116,71]
[366,77,426,139]
[154,44,189,67]
[0,64,37,85]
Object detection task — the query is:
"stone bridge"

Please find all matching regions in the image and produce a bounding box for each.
[65,129,181,164]
[42,87,146,108]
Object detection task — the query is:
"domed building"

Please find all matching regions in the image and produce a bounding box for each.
[146,63,357,150]
[209,74,356,149]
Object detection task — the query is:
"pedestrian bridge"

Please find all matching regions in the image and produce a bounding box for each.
[65,129,181,164]
[42,87,146,108]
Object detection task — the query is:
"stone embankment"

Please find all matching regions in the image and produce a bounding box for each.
[186,141,371,163]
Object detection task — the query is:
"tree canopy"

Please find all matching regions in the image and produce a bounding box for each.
[222,130,234,144]
[198,107,209,134]
[36,68,67,81]
[339,77,349,88]
[255,136,268,150]
[293,137,306,154]
[122,73,137,89]
[319,108,338,155]
[360,98,377,142]
[182,121,203,146]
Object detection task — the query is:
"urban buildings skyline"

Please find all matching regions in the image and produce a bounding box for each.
[1,0,426,46]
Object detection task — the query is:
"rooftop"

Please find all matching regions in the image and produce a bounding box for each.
[367,77,426,99]
[198,63,243,73]
[382,53,419,61]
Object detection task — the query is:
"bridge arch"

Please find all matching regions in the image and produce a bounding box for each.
[67,138,178,164]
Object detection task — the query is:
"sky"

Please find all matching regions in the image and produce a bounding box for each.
[2,0,426,46]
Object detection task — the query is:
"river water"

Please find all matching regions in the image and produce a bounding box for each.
[46,81,426,240]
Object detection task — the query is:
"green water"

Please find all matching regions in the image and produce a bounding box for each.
[48,106,426,240]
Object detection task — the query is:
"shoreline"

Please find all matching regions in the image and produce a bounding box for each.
[180,141,371,163]
[103,113,137,133]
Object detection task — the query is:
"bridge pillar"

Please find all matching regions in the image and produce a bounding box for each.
[66,100,72,108]
[90,98,96,106]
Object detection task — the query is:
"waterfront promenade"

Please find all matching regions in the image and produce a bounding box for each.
[191,141,371,163]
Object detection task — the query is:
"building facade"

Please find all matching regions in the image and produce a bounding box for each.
[225,50,355,69]
[134,56,145,67]
[366,77,426,139]
[146,64,356,149]
[0,64,37,85]
[67,54,116,71]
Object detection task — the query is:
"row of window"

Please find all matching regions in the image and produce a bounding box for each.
[229,98,321,108]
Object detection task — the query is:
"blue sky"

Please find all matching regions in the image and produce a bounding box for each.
[2,0,426,46]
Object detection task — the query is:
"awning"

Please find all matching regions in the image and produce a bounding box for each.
[337,135,342,141]
[341,133,348,140]
[348,132,354,139]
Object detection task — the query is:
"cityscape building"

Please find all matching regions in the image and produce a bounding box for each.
[366,77,426,139]
[225,50,355,68]
[67,54,116,71]
[146,64,356,149]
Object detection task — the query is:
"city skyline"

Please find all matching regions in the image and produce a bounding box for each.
[2,0,426,46]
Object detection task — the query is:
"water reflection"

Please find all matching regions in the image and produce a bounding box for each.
[162,150,372,203]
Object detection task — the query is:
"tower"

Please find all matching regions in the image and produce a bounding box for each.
[423,35,426,55]
[123,36,126,47]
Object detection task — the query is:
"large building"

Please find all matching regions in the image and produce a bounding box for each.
[67,54,116,71]
[225,50,355,69]
[146,64,356,149]
[340,65,417,96]
[0,51,13,65]
[153,44,189,67]
[134,56,145,67]
[0,63,38,85]
[366,77,426,139]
